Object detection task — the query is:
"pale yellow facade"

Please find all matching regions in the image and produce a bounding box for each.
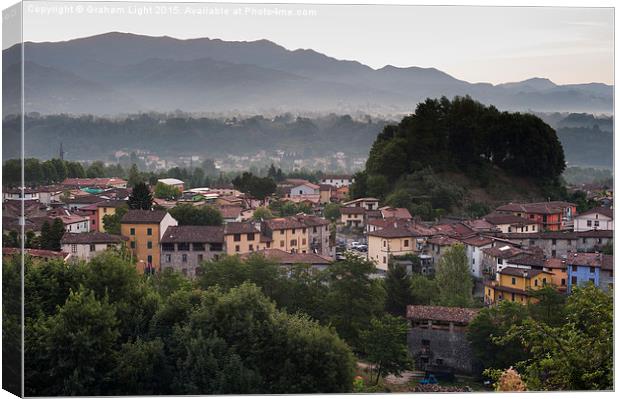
[97,206,119,232]
[269,226,310,253]
[368,234,416,271]
[224,232,262,255]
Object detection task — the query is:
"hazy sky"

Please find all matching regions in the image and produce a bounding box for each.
[11,1,615,85]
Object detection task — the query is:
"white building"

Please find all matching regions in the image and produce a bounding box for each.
[320,175,355,188]
[290,182,320,196]
[60,214,91,233]
[61,231,127,261]
[157,178,185,190]
[574,207,613,232]
[3,188,40,202]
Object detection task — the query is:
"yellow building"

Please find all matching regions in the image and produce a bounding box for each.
[368,227,417,271]
[484,267,554,305]
[97,200,127,232]
[262,218,310,254]
[120,210,178,273]
[340,207,365,228]
[224,222,264,255]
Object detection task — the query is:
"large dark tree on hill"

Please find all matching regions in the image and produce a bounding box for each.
[355,96,566,198]
[232,172,276,200]
[169,204,223,226]
[127,182,153,210]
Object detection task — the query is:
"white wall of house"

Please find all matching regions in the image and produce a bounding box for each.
[574,214,613,232]
[466,243,493,278]
[159,213,179,239]
[65,220,90,233]
[290,184,319,196]
[320,178,353,188]
[62,242,121,261]
[3,192,40,201]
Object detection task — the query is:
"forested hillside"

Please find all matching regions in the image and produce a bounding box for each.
[351,96,568,219]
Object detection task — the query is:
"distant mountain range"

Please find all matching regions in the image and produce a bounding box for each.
[2,32,614,116]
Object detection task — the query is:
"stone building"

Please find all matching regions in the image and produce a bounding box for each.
[407,305,481,375]
[500,230,612,258]
[160,225,225,277]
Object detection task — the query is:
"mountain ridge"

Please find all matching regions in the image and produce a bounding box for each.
[2,32,613,115]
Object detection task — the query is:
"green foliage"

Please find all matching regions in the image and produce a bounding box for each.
[25,288,120,396]
[384,263,414,316]
[20,252,356,395]
[169,204,223,226]
[360,314,413,385]
[2,255,23,394]
[324,255,386,349]
[526,286,567,327]
[102,204,128,235]
[232,172,276,200]
[270,200,313,217]
[323,203,341,222]
[252,206,273,221]
[467,301,530,373]
[127,182,153,210]
[435,244,473,307]
[154,181,182,200]
[499,284,613,390]
[39,218,66,251]
[410,275,439,305]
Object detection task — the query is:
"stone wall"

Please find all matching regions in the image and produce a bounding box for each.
[408,325,478,375]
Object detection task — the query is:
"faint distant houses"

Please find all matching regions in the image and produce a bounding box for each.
[157,178,185,191]
[319,174,355,188]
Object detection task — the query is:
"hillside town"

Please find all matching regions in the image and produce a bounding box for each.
[2,165,614,390]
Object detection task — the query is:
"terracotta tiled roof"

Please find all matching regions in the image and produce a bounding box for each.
[121,210,168,224]
[566,252,607,268]
[482,245,525,259]
[224,222,259,235]
[459,234,494,247]
[66,195,104,204]
[496,201,576,215]
[244,248,332,265]
[380,207,412,220]
[499,267,551,278]
[61,232,127,244]
[264,217,307,230]
[62,177,127,187]
[484,213,536,226]
[406,305,479,324]
[161,226,224,243]
[577,206,613,219]
[509,254,546,268]
[427,235,460,246]
[340,206,365,214]
[3,247,69,260]
[218,205,242,219]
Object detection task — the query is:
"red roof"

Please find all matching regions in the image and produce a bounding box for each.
[407,305,479,324]
[496,201,576,215]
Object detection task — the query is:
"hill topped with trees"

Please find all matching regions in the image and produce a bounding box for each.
[351,97,568,219]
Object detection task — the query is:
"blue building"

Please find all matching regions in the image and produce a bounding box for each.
[566,252,613,293]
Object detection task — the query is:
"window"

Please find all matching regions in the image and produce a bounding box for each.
[551,250,556,257]
[534,280,538,287]
[290,239,298,247]
[178,243,190,251]
[498,258,503,265]
[89,244,96,252]
[280,240,285,247]
[292,229,296,234]
[165,254,171,262]
[552,239,556,245]
[421,339,430,346]
[587,220,592,227]
[162,243,174,251]
[542,278,547,285]
[234,234,241,242]
[589,278,595,283]
[583,238,587,244]
[147,228,152,236]
[313,227,317,233]
[130,228,135,235]
[302,238,306,245]
[561,278,566,286]
[193,243,205,251]
[594,220,600,227]
[572,265,578,272]
[210,243,223,251]
[247,233,255,241]
[280,229,285,234]
[590,267,596,274]
[235,245,240,252]
[383,256,386,264]
[266,242,271,248]
[383,240,387,247]
[182,254,187,263]
[571,276,577,285]
[511,277,516,285]
[147,255,152,264]
[472,258,475,265]
[404,239,409,247]
[249,244,254,251]
[147,241,153,249]
[71,244,77,253]
[302,228,306,234]
[130,241,136,249]
[511,293,515,301]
